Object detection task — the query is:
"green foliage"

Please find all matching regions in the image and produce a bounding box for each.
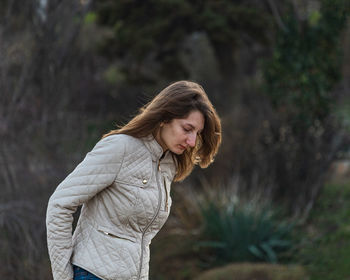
[197,200,294,265]
[84,12,97,24]
[263,0,348,130]
[256,0,349,216]
[294,180,350,279]
[103,65,126,85]
[94,0,270,81]
[335,100,350,133]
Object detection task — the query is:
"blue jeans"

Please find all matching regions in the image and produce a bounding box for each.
[73,265,102,280]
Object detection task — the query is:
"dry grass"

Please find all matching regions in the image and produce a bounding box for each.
[193,263,308,280]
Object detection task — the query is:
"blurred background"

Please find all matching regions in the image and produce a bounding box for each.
[0,0,349,279]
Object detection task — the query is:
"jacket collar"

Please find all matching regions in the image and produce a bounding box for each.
[142,134,166,162]
[142,134,177,177]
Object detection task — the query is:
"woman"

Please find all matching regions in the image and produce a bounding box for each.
[46,80,221,280]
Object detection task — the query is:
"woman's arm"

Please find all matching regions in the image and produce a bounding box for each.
[46,135,125,280]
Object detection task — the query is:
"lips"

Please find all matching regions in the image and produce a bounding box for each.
[179,144,187,150]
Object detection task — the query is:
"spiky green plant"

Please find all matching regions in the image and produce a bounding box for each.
[197,199,293,264]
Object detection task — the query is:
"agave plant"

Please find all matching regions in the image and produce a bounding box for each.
[196,196,294,264]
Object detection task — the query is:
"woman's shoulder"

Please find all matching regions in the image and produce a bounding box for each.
[102,133,134,141]
[100,134,143,149]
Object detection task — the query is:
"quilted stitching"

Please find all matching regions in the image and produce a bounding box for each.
[46,134,176,280]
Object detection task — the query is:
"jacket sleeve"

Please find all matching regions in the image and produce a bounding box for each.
[46,135,125,280]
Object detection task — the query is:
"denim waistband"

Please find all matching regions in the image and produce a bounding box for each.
[73,265,102,280]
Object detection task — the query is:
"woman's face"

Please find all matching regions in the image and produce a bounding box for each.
[156,110,205,155]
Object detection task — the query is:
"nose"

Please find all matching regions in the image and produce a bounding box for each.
[186,133,197,148]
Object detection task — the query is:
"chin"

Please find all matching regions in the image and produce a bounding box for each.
[170,148,185,155]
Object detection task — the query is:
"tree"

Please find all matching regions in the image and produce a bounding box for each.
[0,0,98,278]
[94,0,270,86]
[261,0,349,217]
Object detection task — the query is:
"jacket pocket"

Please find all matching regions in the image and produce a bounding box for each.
[97,225,136,243]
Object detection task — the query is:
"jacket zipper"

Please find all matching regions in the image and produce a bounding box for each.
[137,159,163,280]
[163,177,168,212]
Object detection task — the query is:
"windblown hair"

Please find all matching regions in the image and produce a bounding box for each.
[103,80,222,181]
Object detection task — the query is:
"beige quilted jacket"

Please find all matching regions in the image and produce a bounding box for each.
[46,134,176,280]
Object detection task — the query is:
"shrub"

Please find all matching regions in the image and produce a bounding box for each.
[195,190,293,265]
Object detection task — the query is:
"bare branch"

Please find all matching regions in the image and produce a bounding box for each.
[266,0,288,32]
[291,0,302,23]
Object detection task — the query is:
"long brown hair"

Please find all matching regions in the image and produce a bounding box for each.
[103,80,222,181]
